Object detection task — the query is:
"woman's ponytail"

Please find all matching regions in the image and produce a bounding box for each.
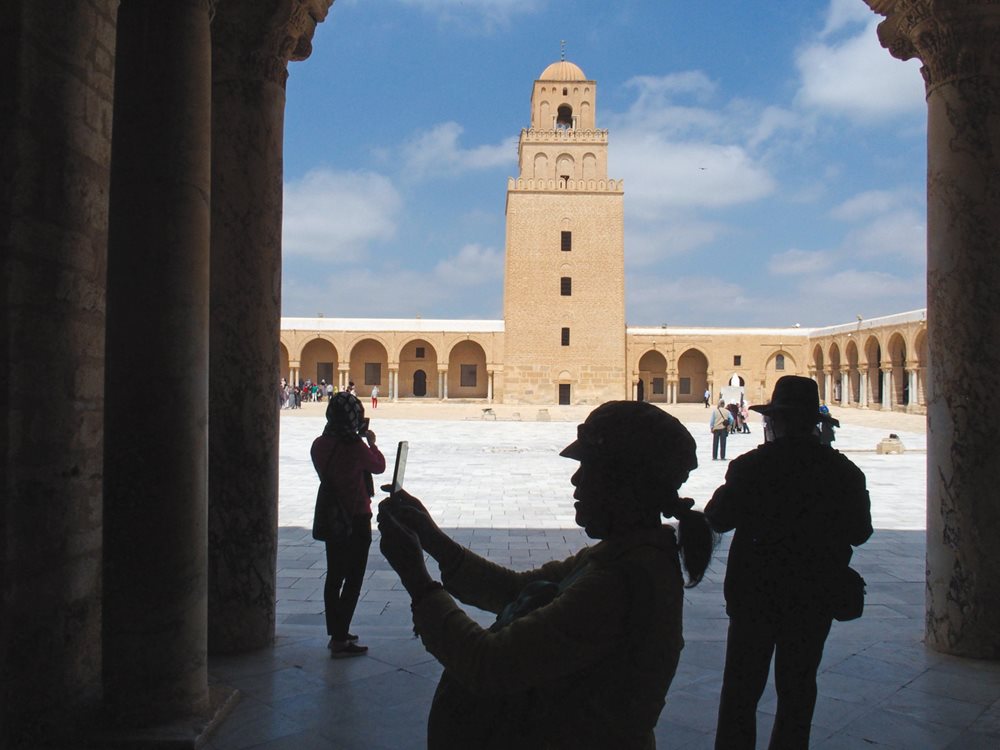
[675,506,718,588]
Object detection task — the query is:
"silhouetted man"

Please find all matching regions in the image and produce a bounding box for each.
[705,376,872,749]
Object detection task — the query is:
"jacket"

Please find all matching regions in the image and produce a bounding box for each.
[412,526,685,749]
[705,436,872,617]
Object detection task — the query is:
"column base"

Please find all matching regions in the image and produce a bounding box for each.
[92,686,239,749]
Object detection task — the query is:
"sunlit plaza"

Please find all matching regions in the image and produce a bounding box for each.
[203,403,1000,749]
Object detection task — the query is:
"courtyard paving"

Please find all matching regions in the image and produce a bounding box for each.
[205,402,1000,749]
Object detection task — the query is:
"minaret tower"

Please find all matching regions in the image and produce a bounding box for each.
[501,57,626,404]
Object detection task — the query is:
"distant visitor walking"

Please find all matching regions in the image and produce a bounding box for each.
[710,399,730,460]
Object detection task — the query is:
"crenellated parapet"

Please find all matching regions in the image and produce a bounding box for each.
[520,128,609,143]
[865,0,1000,90]
[507,177,623,192]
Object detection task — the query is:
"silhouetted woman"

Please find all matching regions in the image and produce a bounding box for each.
[311,391,385,658]
[378,401,717,749]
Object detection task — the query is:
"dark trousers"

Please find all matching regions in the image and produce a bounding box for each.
[715,614,832,750]
[324,514,372,640]
[712,429,728,459]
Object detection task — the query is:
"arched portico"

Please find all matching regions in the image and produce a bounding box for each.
[863,336,882,409]
[447,340,489,399]
[676,348,709,404]
[349,338,388,397]
[811,345,826,401]
[279,343,290,385]
[299,337,338,388]
[637,349,668,403]
[845,340,861,406]
[763,350,795,405]
[398,338,439,399]
[887,332,908,408]
[829,343,842,404]
[913,328,929,411]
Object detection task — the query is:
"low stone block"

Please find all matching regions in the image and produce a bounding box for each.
[877,434,906,454]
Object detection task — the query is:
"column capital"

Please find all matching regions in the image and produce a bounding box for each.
[866,0,1000,90]
[212,0,334,86]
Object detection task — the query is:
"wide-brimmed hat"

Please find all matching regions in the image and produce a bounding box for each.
[750,375,831,421]
[560,401,697,490]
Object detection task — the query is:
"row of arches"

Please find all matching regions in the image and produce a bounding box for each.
[281,336,493,400]
[633,348,797,405]
[810,328,929,411]
[531,151,599,181]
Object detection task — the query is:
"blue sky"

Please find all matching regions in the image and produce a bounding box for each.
[280,0,927,327]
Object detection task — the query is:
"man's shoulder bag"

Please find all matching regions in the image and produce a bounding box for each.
[832,566,866,622]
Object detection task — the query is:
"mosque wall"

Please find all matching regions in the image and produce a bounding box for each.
[279,311,927,413]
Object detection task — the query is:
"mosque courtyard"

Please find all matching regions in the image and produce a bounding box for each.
[204,402,1000,749]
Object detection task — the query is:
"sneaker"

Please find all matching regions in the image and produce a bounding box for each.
[330,642,368,659]
[327,634,360,650]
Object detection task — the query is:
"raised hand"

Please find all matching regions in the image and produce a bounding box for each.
[377,501,431,594]
[379,487,463,569]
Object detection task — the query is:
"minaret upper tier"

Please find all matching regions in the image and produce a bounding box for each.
[512,59,621,192]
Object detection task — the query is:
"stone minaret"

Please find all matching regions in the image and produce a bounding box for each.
[502,59,627,405]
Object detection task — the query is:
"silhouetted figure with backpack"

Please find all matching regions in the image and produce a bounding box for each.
[705,376,872,749]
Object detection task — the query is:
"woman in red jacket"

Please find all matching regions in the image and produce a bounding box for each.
[311,391,385,657]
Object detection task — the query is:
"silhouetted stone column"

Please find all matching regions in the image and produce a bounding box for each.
[1,1,115,743]
[208,0,333,653]
[103,0,213,725]
[868,0,1000,657]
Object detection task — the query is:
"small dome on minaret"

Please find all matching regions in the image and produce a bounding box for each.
[538,60,587,81]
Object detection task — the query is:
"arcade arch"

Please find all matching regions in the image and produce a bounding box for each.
[864,336,883,408]
[829,343,842,403]
[637,349,668,403]
[763,350,796,404]
[300,337,338,387]
[398,338,438,398]
[887,332,908,408]
[812,344,826,401]
[845,340,861,405]
[676,348,708,404]
[447,340,488,399]
[915,329,929,408]
[349,338,388,398]
[279,343,290,385]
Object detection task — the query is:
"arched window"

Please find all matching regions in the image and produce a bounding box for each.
[556,105,573,129]
[776,354,785,371]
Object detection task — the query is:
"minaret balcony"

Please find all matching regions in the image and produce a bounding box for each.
[507,176,623,193]
[520,128,608,143]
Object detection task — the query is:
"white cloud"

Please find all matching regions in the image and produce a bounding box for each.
[283,169,401,261]
[606,74,779,217]
[433,243,503,286]
[827,188,925,263]
[402,122,516,178]
[844,209,925,263]
[625,217,726,267]
[626,274,749,325]
[795,18,925,121]
[807,269,920,300]
[829,189,905,221]
[393,0,545,30]
[768,249,834,276]
[821,0,876,37]
[613,135,776,215]
[283,244,504,318]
